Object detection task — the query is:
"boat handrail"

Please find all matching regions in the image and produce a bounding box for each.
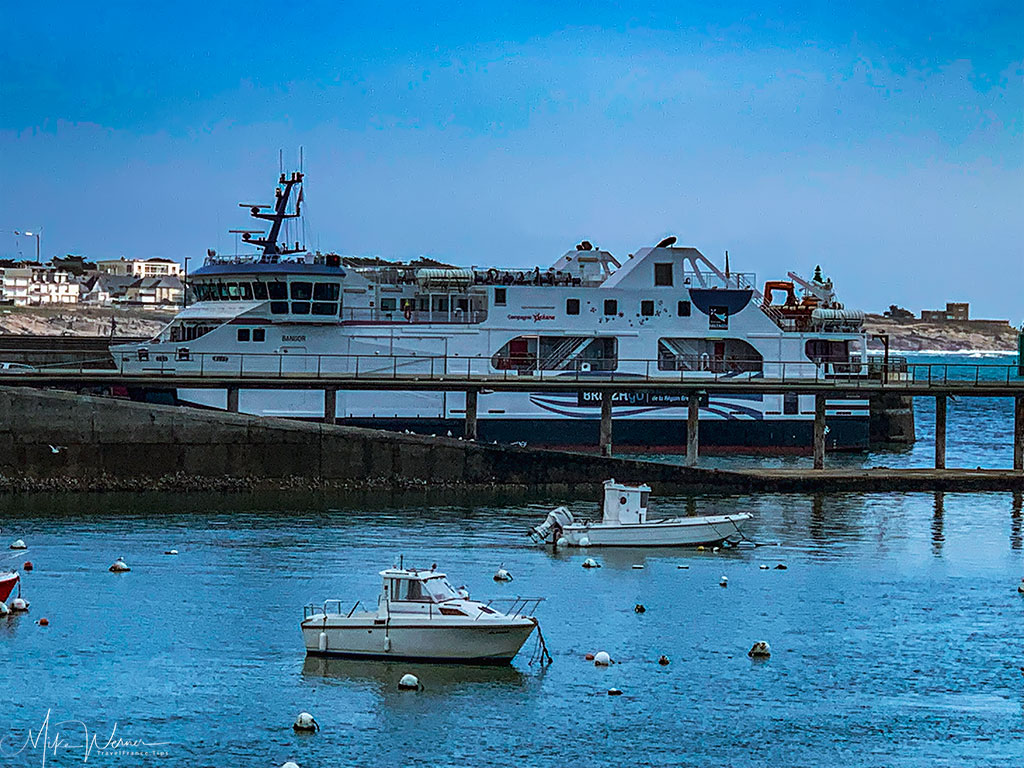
[303,599,353,620]
[480,596,546,619]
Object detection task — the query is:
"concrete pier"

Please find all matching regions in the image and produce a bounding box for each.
[813,394,826,470]
[935,395,947,470]
[685,394,700,467]
[323,388,337,425]
[465,388,479,441]
[600,392,613,457]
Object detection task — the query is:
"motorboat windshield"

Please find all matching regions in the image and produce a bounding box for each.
[386,571,460,603]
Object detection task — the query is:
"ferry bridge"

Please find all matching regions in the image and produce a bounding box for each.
[1,352,1022,472]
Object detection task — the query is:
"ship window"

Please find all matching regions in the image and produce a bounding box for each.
[252,328,266,342]
[784,393,799,415]
[240,282,253,300]
[291,282,313,300]
[312,302,337,316]
[252,282,268,300]
[313,282,340,301]
[641,300,655,316]
[270,302,289,314]
[603,299,617,316]
[392,579,429,602]
[492,335,617,372]
[677,300,691,317]
[291,302,311,315]
[268,281,287,300]
[657,337,763,373]
[566,298,580,315]
[380,298,397,312]
[654,263,673,286]
[432,295,449,313]
[218,282,230,300]
[227,283,240,299]
[494,287,506,306]
[237,328,250,342]
[424,577,458,602]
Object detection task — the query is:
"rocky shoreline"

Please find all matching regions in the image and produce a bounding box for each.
[863,315,1018,353]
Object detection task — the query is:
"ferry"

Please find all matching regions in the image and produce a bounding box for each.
[113,171,872,451]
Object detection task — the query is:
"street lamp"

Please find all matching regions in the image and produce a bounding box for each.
[183,256,190,308]
[13,229,41,263]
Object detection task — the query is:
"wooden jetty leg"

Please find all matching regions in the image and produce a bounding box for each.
[685,393,700,467]
[600,391,613,457]
[226,386,239,414]
[323,387,337,425]
[1015,395,1024,472]
[813,394,826,470]
[465,388,479,441]
[934,395,946,469]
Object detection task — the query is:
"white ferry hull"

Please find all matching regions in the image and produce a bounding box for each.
[562,513,752,547]
[301,615,536,663]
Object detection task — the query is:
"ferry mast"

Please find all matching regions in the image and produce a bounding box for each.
[233,171,305,262]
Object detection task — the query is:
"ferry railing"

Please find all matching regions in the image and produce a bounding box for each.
[83,351,1024,389]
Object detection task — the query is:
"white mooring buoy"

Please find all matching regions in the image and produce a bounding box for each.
[1017,578,1024,594]
[719,576,728,588]
[493,567,513,582]
[398,673,422,691]
[593,651,612,667]
[607,688,623,696]
[9,539,26,550]
[292,712,319,732]
[748,641,772,658]
[164,549,178,556]
[109,557,130,573]
[281,762,300,768]
[582,558,601,569]
[10,597,29,612]
[0,601,9,616]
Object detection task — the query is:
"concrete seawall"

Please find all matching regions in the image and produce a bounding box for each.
[1,386,1020,493]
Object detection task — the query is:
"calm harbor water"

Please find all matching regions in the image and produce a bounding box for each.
[1,352,1023,767]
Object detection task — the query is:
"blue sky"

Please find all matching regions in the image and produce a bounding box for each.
[1,1,1021,318]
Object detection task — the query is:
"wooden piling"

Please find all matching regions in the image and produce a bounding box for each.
[323,388,337,425]
[1015,395,1024,472]
[813,394,826,470]
[465,388,479,441]
[935,395,946,470]
[600,391,613,457]
[685,393,700,467]
[226,386,239,413]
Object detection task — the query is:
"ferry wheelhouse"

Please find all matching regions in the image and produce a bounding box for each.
[114,171,871,450]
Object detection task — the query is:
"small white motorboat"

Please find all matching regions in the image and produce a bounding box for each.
[302,565,544,664]
[530,479,752,547]
[0,571,19,604]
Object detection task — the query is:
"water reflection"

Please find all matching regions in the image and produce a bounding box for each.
[301,656,528,692]
[932,492,945,556]
[1011,491,1022,551]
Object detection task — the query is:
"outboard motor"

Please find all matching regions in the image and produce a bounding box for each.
[529,506,575,543]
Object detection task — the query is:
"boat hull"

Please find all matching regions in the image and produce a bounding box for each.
[301,617,536,663]
[562,513,751,547]
[0,572,18,603]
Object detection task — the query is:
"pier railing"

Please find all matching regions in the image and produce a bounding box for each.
[5,352,1021,394]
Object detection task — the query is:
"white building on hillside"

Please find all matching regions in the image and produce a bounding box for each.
[96,257,182,278]
[0,263,80,306]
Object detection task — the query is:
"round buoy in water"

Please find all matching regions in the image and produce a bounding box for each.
[10,539,26,550]
[759,564,769,570]
[0,602,9,616]
[37,618,48,626]
[719,576,728,588]
[631,564,644,570]
[593,651,611,666]
[712,547,720,553]
[292,712,318,732]
[634,604,646,613]
[696,545,705,551]
[281,762,300,768]
[1018,578,1024,594]
[676,564,689,570]
[109,558,130,573]
[584,653,595,661]
[23,561,33,571]
[775,564,788,570]
[658,655,670,666]
[493,567,513,582]
[164,550,178,556]
[11,597,29,612]
[582,558,600,569]
[578,536,591,547]
[398,673,421,690]
[607,688,623,696]
[748,641,771,658]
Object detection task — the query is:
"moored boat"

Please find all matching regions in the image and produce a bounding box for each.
[530,479,751,547]
[0,571,19,603]
[301,565,542,664]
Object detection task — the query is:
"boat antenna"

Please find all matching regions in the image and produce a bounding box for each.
[299,145,304,173]
[725,250,730,280]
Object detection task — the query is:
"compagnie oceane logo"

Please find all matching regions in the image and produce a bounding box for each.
[0,709,171,765]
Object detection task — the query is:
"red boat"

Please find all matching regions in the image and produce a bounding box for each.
[0,571,19,603]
